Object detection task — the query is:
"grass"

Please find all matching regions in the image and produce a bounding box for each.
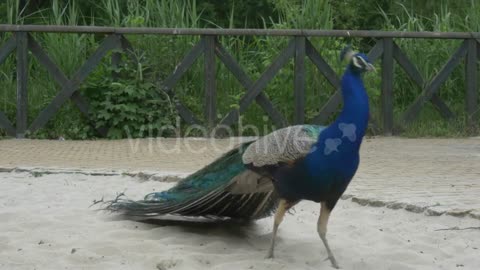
[398,104,469,137]
[0,0,478,138]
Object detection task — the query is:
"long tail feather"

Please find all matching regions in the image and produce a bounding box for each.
[106,142,278,220]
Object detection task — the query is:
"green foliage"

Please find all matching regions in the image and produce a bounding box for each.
[82,52,176,139]
[198,0,277,28]
[275,0,333,29]
[399,104,469,137]
[380,2,466,108]
[330,0,392,31]
[0,0,478,139]
[30,105,93,140]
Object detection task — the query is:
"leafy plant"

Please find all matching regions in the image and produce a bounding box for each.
[82,51,176,139]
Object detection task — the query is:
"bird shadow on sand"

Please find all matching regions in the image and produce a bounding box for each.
[93,196,266,240]
[105,214,263,240]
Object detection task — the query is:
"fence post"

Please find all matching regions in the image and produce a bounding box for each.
[465,39,478,132]
[203,35,216,135]
[294,36,306,124]
[381,38,394,135]
[111,52,121,80]
[16,32,28,138]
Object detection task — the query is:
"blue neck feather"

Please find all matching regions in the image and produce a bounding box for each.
[331,67,370,147]
[305,66,370,177]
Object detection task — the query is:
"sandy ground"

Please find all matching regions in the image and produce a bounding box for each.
[1,172,479,270]
[2,137,480,218]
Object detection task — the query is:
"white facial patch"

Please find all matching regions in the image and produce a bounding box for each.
[324,138,342,155]
[352,56,362,68]
[339,123,357,142]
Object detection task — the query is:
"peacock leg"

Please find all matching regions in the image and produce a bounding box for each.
[265,199,288,259]
[318,202,339,269]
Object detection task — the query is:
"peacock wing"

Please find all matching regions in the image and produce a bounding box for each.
[218,125,325,217]
[242,125,326,168]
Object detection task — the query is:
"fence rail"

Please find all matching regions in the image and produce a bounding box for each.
[1,25,480,39]
[0,24,479,138]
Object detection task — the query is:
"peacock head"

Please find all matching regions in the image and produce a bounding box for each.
[340,45,375,74]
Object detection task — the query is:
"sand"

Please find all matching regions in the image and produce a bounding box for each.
[1,172,479,270]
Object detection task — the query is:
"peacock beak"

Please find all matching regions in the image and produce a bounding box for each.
[365,63,376,72]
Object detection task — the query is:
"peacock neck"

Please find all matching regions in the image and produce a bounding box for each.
[305,66,370,179]
[332,68,370,147]
[315,67,370,153]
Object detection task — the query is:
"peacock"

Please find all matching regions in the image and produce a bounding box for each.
[106,46,374,269]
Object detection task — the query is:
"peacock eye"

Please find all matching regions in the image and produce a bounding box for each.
[352,56,369,70]
[352,56,362,69]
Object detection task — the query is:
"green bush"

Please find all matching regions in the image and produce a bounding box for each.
[82,52,176,139]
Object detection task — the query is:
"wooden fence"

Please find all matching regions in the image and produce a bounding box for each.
[0,25,479,138]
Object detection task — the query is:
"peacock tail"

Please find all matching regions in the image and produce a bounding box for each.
[107,141,279,220]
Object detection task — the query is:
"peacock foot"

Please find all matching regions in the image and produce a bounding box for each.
[324,255,340,269]
[265,250,274,259]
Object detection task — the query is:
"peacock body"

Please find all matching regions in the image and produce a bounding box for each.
[107,47,374,269]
